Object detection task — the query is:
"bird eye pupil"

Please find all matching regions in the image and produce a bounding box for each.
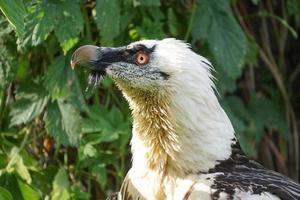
[135,51,149,65]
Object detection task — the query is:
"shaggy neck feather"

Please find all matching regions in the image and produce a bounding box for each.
[117,80,236,177]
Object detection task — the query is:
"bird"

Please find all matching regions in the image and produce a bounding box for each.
[71,38,300,200]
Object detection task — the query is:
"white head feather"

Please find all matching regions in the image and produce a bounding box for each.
[111,38,236,176]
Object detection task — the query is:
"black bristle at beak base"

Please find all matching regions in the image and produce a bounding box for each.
[88,71,105,87]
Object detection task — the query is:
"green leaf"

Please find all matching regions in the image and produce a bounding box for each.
[102,77,113,89]
[32,1,57,45]
[221,96,257,157]
[215,66,237,94]
[0,186,13,200]
[245,36,258,65]
[251,0,260,5]
[58,100,81,145]
[0,153,7,169]
[147,7,165,21]
[82,118,112,134]
[119,2,135,32]
[19,149,38,171]
[108,106,123,127]
[45,55,74,99]
[70,184,90,200]
[45,54,87,112]
[0,0,26,39]
[54,0,83,53]
[288,0,300,28]
[44,101,81,146]
[91,163,107,189]
[21,0,83,51]
[137,18,165,39]
[44,102,70,146]
[10,81,49,126]
[0,174,23,200]
[192,0,246,78]
[248,95,288,142]
[134,0,160,6]
[0,52,16,90]
[18,3,40,48]
[83,143,97,158]
[51,168,70,200]
[222,96,251,122]
[6,147,32,184]
[167,8,178,36]
[82,105,128,142]
[17,178,40,200]
[95,0,120,44]
[82,118,119,142]
[31,167,57,196]
[100,130,120,142]
[238,128,257,157]
[0,19,17,89]
[15,54,30,81]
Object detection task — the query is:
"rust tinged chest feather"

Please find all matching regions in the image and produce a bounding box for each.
[127,86,174,170]
[116,82,180,199]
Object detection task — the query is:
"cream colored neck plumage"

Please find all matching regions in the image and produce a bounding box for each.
[119,82,235,177]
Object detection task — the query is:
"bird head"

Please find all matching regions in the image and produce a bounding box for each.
[71,38,214,94]
[71,39,235,173]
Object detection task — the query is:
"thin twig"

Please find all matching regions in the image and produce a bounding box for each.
[259,48,299,179]
[264,134,288,175]
[290,63,300,83]
[233,1,299,180]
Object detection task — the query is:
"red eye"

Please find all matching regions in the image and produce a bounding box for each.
[134,51,149,65]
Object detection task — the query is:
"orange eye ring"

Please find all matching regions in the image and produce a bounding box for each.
[134,51,149,65]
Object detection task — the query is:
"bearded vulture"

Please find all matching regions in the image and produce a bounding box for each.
[71,38,300,200]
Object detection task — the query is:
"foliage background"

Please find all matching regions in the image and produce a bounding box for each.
[0,0,300,199]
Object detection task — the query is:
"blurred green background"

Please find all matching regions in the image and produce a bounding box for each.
[0,0,299,199]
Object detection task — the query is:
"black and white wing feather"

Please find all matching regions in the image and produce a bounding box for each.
[209,143,300,200]
[108,143,300,200]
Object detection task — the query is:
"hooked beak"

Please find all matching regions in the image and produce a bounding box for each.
[71,45,127,86]
[70,45,126,72]
[71,45,99,70]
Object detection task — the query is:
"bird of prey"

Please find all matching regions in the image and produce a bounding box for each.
[71,38,300,200]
